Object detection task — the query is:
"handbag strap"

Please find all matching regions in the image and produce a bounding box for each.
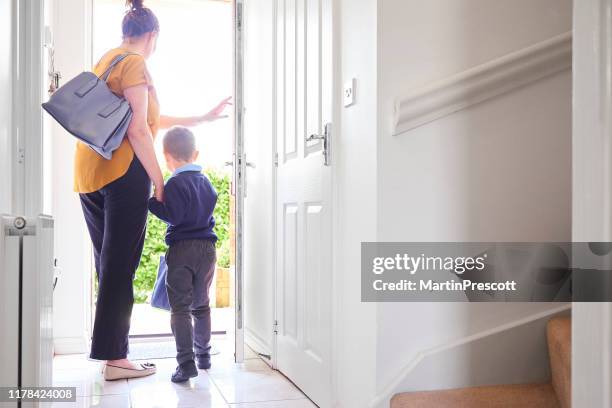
[99,53,137,82]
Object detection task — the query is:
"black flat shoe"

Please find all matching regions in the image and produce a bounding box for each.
[171,360,198,383]
[196,354,211,370]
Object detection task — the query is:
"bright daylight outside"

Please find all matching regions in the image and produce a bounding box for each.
[93,0,235,342]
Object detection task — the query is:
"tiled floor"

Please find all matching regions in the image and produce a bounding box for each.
[49,337,316,408]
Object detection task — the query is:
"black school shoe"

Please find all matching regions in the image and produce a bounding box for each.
[171,360,198,383]
[196,354,211,370]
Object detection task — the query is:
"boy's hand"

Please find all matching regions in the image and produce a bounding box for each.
[154,183,164,202]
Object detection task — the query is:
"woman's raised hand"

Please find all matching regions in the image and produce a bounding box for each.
[159,97,233,129]
[201,96,233,122]
[158,97,233,129]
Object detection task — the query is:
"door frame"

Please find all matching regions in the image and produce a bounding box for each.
[7,0,46,218]
[573,0,612,406]
[47,0,241,352]
[234,0,245,363]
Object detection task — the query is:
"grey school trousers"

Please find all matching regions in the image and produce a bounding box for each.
[166,239,217,364]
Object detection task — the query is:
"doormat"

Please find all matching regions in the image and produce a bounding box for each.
[128,341,221,361]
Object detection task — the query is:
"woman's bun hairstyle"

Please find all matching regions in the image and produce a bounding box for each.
[126,0,144,10]
[122,0,159,39]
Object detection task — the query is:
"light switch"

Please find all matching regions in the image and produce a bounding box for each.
[344,78,356,107]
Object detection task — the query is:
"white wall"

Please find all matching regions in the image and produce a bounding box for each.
[374,0,572,404]
[243,0,276,358]
[49,0,93,354]
[333,0,378,405]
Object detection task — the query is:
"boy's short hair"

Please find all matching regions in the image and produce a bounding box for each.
[163,126,196,162]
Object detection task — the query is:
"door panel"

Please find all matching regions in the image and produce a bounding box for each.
[284,0,297,159]
[275,0,333,405]
[283,204,298,340]
[304,203,323,357]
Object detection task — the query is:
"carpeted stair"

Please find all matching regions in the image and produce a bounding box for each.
[547,316,571,408]
[391,316,571,408]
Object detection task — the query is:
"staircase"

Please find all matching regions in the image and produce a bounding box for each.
[391,316,571,408]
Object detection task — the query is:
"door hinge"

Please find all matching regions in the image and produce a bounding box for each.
[274,153,279,167]
[18,147,25,164]
[273,320,279,335]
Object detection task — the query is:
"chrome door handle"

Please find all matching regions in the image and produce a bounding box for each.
[226,160,255,168]
[307,134,325,142]
[307,122,332,166]
[225,157,255,198]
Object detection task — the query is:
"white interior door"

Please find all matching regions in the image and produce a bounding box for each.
[275,0,333,406]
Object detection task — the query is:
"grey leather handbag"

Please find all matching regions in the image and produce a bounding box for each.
[42,54,135,160]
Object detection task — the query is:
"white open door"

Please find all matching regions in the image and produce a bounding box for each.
[242,0,277,365]
[275,0,333,406]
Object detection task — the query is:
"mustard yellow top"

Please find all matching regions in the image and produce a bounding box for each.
[74,48,160,193]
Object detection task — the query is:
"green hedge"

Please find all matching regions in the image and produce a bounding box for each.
[133,169,231,303]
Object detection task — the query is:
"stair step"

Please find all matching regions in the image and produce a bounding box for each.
[547,316,571,408]
[391,383,560,408]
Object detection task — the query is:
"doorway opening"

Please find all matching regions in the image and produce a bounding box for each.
[92,0,236,356]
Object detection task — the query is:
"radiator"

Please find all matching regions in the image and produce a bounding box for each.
[0,215,54,407]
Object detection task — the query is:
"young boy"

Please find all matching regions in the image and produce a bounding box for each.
[148,126,218,383]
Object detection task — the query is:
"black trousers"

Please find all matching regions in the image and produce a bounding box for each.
[79,158,150,360]
[166,239,217,364]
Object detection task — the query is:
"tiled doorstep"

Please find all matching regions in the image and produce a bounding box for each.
[53,364,129,397]
[207,369,307,405]
[229,401,317,408]
[37,394,316,408]
[123,358,225,407]
[36,394,131,408]
[52,352,312,407]
[128,380,227,408]
[126,357,310,407]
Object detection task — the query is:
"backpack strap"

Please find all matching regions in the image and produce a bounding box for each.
[99,53,138,82]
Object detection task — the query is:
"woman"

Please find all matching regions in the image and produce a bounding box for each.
[75,0,230,380]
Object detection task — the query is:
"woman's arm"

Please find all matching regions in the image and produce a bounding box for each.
[124,84,165,201]
[159,115,210,129]
[159,96,232,129]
